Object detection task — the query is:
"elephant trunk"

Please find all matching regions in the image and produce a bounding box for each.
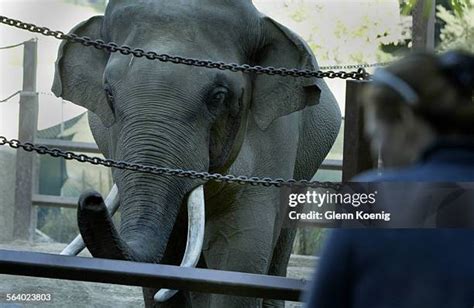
[78,116,208,263]
[78,191,138,260]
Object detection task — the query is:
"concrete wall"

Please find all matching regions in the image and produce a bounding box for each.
[0,148,16,242]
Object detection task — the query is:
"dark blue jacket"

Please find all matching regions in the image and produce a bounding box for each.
[306,141,474,308]
[355,140,474,182]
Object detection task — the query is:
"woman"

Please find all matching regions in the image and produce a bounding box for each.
[305,51,474,308]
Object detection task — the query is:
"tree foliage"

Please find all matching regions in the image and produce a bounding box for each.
[437,0,474,52]
[281,1,409,65]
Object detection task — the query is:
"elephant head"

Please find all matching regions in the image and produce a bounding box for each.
[52,0,325,266]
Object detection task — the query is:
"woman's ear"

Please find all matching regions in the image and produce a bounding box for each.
[251,16,330,131]
[52,16,115,127]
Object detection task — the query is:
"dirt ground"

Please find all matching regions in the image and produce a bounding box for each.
[0,241,317,308]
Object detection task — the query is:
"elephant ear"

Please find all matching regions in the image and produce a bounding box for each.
[52,16,115,127]
[252,16,322,131]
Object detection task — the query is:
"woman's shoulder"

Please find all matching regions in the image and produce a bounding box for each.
[353,163,474,182]
[352,166,428,182]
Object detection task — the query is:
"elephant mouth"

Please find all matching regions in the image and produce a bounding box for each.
[75,184,206,302]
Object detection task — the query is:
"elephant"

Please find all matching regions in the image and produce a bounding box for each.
[52,0,341,307]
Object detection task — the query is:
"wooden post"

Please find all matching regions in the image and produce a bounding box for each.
[342,80,376,181]
[412,0,436,51]
[13,39,38,241]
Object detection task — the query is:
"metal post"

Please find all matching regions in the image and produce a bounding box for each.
[412,0,436,51]
[13,39,38,241]
[342,80,376,181]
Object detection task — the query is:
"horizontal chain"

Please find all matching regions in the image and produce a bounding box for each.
[319,61,394,71]
[0,90,22,103]
[0,90,71,103]
[0,15,370,81]
[0,136,342,190]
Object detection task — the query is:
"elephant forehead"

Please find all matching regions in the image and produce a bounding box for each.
[108,2,257,29]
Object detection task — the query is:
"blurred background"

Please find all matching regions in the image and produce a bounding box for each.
[0,0,472,255]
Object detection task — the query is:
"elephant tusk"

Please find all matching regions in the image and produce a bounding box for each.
[154,185,205,303]
[60,184,120,256]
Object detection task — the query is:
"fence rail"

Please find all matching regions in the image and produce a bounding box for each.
[0,249,306,301]
[36,138,101,154]
[32,194,77,208]
[320,158,342,171]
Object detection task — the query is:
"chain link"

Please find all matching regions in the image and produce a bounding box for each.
[0,15,370,81]
[0,136,342,189]
[0,16,346,190]
[319,62,394,71]
[0,90,21,103]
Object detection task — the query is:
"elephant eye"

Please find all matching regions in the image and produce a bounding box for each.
[211,89,228,104]
[214,92,225,100]
[207,87,229,116]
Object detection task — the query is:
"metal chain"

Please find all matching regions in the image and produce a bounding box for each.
[38,91,59,97]
[319,61,394,71]
[0,15,346,189]
[0,15,370,81]
[0,91,22,103]
[0,136,342,189]
[0,90,68,103]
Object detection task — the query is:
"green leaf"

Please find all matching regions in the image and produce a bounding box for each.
[401,0,434,18]
[451,0,462,15]
[401,0,417,15]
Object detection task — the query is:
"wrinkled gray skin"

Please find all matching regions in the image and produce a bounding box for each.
[52,0,341,307]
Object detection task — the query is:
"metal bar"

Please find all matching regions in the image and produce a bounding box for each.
[35,138,100,153]
[319,159,342,171]
[13,39,38,241]
[32,194,77,208]
[412,0,436,51]
[0,249,306,301]
[342,80,375,181]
